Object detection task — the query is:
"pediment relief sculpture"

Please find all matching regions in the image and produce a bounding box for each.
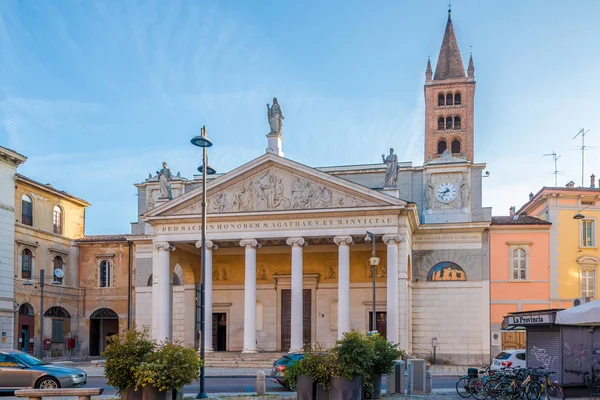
[172,168,379,215]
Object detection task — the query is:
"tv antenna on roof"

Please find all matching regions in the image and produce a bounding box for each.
[573,128,591,187]
[543,152,561,187]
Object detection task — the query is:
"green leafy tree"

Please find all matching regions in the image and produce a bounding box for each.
[369,333,404,375]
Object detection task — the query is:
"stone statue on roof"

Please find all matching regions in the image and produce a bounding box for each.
[157,162,173,200]
[382,148,399,187]
[267,97,284,136]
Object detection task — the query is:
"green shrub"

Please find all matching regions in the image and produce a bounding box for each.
[370,333,404,375]
[103,327,155,393]
[134,340,202,392]
[332,330,374,380]
[283,357,305,390]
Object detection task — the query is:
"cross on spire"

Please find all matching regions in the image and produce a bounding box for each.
[448,0,452,15]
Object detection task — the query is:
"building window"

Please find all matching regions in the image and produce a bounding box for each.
[437,140,447,154]
[581,269,596,298]
[446,116,453,130]
[451,139,461,154]
[53,256,64,284]
[21,194,33,226]
[511,247,528,280]
[99,260,112,288]
[454,116,461,130]
[21,249,32,280]
[53,205,63,235]
[454,93,461,105]
[446,93,453,106]
[581,219,596,247]
[438,93,445,106]
[437,117,445,130]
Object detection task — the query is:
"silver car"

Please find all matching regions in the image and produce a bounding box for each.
[0,350,87,391]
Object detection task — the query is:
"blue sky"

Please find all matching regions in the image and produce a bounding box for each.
[1,1,600,234]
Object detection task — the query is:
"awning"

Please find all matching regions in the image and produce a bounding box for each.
[555,299,600,326]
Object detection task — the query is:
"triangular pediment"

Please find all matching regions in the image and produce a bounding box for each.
[147,154,405,218]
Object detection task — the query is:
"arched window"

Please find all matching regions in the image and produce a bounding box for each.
[172,273,181,286]
[99,260,112,288]
[437,117,445,130]
[438,93,445,106]
[454,116,461,130]
[511,248,528,281]
[446,93,453,106]
[451,139,461,154]
[427,261,467,281]
[437,140,447,154]
[53,205,63,235]
[19,303,34,316]
[446,116,453,130]
[53,256,64,284]
[21,194,33,226]
[454,93,462,105]
[21,248,32,280]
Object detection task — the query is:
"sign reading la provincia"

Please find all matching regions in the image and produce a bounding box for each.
[507,314,552,325]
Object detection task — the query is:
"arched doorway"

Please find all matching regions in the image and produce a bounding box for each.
[44,306,71,357]
[18,303,34,353]
[89,308,119,356]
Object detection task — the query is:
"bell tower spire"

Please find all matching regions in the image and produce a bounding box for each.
[423,9,476,163]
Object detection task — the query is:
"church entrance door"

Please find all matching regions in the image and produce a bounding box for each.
[281,289,311,351]
[212,313,227,351]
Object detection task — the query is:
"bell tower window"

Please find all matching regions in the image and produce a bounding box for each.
[438,117,445,130]
[451,140,461,154]
[438,93,445,106]
[454,116,461,130]
[454,93,461,105]
[446,117,453,130]
[437,140,447,154]
[446,93,453,106]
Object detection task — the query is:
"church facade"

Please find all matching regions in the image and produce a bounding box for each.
[129,11,492,365]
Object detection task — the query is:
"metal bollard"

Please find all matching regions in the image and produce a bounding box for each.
[256,370,266,395]
[387,360,405,394]
[426,370,432,394]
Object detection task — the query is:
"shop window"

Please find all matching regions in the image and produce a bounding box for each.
[21,194,33,226]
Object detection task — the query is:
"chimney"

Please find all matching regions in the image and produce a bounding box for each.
[566,181,576,188]
[509,206,516,216]
[591,174,596,189]
[529,192,534,201]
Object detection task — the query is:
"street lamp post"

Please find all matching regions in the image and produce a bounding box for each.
[365,232,380,334]
[191,125,216,399]
[23,268,61,359]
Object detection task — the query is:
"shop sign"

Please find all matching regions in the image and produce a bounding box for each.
[505,314,553,326]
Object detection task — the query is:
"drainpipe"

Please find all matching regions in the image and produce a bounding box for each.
[127,241,132,330]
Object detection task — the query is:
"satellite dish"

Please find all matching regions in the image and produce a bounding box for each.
[54,268,64,279]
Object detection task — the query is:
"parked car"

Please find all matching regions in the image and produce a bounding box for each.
[0,350,87,392]
[490,349,526,371]
[271,353,303,387]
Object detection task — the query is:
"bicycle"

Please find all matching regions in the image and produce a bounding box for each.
[456,367,488,399]
[538,370,564,400]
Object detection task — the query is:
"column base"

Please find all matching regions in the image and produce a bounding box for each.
[288,348,303,354]
[242,349,258,354]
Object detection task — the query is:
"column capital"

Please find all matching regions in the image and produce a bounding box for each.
[333,236,353,246]
[154,241,174,251]
[195,240,219,250]
[240,239,260,248]
[382,234,403,245]
[286,237,306,247]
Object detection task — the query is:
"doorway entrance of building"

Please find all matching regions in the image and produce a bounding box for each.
[212,313,227,351]
[281,289,311,351]
[369,311,387,338]
[89,308,119,356]
[18,303,34,353]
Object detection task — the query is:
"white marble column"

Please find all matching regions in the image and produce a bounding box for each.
[334,236,353,339]
[154,241,173,342]
[241,239,259,353]
[383,235,402,344]
[286,237,305,353]
[196,240,218,352]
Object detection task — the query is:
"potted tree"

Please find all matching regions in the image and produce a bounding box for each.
[284,357,313,399]
[329,331,374,400]
[134,340,202,400]
[369,334,404,399]
[103,328,154,400]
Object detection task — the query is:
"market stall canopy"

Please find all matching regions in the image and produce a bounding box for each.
[555,299,600,326]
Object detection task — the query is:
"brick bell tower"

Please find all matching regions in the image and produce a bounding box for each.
[424,9,475,162]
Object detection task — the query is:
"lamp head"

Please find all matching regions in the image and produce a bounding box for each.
[574,213,585,220]
[369,256,380,267]
[197,165,217,175]
[190,135,213,148]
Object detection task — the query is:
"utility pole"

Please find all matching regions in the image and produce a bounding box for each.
[543,152,561,187]
[573,128,590,187]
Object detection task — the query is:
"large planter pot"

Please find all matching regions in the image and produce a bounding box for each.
[329,376,362,400]
[371,374,383,399]
[141,385,180,400]
[316,383,330,400]
[297,375,316,400]
[120,387,142,400]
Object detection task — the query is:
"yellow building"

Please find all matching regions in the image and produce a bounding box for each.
[517,180,600,308]
[14,173,90,356]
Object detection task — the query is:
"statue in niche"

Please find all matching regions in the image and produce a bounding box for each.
[213,270,220,281]
[267,97,284,135]
[327,264,337,279]
[221,268,228,281]
[257,269,267,281]
[424,175,434,210]
[157,162,173,200]
[382,148,399,187]
[460,171,469,209]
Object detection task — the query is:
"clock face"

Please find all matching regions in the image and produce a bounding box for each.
[435,182,457,203]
